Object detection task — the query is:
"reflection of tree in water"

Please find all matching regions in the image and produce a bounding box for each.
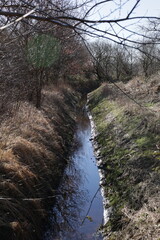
[44,159,88,240]
[44,110,103,240]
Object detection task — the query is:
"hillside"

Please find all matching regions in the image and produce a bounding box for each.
[87,74,160,240]
[0,84,79,240]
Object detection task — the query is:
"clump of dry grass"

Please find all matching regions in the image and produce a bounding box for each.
[0,84,79,240]
[101,74,160,118]
[120,196,160,240]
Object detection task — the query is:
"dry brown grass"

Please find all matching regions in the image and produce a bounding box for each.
[117,195,160,240]
[0,84,78,240]
[101,74,160,118]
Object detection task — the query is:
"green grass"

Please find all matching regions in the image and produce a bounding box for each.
[87,83,160,239]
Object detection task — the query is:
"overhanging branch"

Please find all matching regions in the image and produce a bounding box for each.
[0,10,74,28]
[1,10,160,27]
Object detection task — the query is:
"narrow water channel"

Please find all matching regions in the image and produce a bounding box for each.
[44,108,103,240]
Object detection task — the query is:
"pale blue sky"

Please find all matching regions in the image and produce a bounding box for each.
[84,0,160,19]
[82,0,160,43]
[133,0,160,17]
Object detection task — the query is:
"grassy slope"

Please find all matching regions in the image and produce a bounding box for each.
[0,84,79,240]
[88,75,160,240]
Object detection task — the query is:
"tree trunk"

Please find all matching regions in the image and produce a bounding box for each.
[36,69,43,108]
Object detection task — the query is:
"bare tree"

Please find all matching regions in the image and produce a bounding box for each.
[91,41,113,82]
[1,0,160,47]
[0,0,89,109]
[91,41,134,82]
[0,0,160,109]
[137,20,160,77]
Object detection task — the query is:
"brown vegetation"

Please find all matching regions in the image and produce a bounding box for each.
[0,3,95,239]
[0,2,160,239]
[0,84,79,240]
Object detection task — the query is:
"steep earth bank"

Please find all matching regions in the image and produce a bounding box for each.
[0,84,79,240]
[87,75,160,240]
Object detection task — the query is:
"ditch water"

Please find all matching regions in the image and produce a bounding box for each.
[44,108,103,240]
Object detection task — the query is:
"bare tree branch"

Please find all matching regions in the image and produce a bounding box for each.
[0,8,36,30]
[1,9,160,26]
[83,0,112,19]
[127,0,141,19]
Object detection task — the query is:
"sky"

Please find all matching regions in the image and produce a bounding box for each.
[82,0,160,43]
[85,0,160,19]
[133,0,160,17]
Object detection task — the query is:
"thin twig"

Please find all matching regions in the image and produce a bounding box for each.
[0,194,60,201]
[81,186,101,225]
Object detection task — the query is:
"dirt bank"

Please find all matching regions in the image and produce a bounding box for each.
[87,75,160,240]
[0,84,79,240]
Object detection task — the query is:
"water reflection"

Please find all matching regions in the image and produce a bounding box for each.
[44,111,103,240]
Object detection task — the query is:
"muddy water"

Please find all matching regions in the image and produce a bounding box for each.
[44,110,103,240]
